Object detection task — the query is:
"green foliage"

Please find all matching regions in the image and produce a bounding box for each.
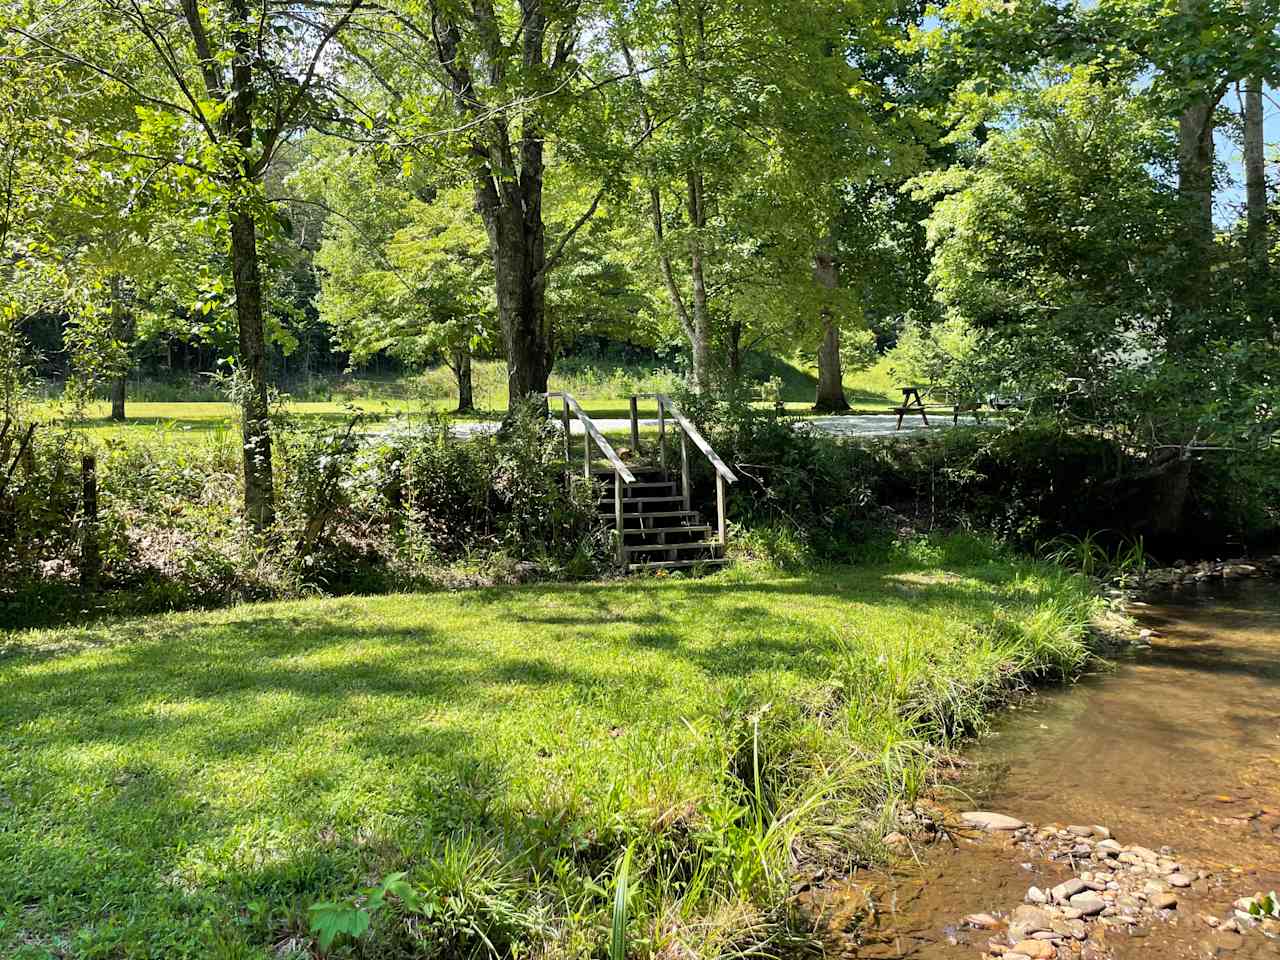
[1249,892,1280,921]
[677,392,882,560]
[0,425,86,586]
[610,846,634,960]
[368,401,603,569]
[1041,532,1150,580]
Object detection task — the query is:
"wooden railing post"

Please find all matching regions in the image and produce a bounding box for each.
[561,396,571,467]
[679,431,691,511]
[583,430,592,479]
[658,399,667,472]
[716,473,727,548]
[629,396,640,453]
[614,469,626,564]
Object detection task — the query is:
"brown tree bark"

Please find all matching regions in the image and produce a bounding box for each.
[229,208,275,530]
[452,347,474,413]
[108,274,132,422]
[726,319,743,386]
[1244,76,1268,317]
[812,242,849,412]
[1172,0,1223,332]
[1175,96,1216,319]
[429,0,582,412]
[686,169,713,394]
[223,0,275,529]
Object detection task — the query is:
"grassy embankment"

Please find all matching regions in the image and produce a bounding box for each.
[0,536,1099,959]
[35,357,903,448]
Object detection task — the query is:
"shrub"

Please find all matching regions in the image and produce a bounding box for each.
[675,392,882,561]
[362,401,604,571]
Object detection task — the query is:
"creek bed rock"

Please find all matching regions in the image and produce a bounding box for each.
[935,812,1280,959]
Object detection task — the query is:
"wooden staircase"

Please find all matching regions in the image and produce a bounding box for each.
[547,391,738,575]
[593,468,729,572]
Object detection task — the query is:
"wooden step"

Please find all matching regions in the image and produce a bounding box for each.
[595,484,676,503]
[627,558,732,572]
[590,467,665,478]
[612,510,702,524]
[602,512,703,527]
[621,525,712,538]
[624,541,721,555]
[597,496,686,512]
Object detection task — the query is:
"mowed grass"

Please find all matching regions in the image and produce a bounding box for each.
[0,539,1097,959]
[39,358,904,448]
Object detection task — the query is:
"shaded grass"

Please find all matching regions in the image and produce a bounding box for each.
[0,538,1098,958]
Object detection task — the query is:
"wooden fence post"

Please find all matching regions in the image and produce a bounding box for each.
[629,396,640,453]
[679,432,691,511]
[81,454,100,592]
[614,470,626,565]
[658,400,667,472]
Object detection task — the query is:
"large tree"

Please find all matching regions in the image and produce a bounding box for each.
[13,0,364,528]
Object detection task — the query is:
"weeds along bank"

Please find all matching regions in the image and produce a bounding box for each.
[0,404,604,628]
[5,395,1277,629]
[678,397,1280,565]
[0,542,1102,959]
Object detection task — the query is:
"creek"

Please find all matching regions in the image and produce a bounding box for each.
[812,581,1280,959]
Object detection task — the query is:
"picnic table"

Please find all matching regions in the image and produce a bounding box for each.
[891,385,988,430]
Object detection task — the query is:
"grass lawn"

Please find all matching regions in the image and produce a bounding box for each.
[37,358,904,448]
[0,539,1097,959]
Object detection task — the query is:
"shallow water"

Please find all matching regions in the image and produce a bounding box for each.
[812,581,1280,959]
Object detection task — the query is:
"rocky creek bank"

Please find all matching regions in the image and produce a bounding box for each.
[800,583,1280,960]
[1130,556,1280,590]
[953,811,1279,959]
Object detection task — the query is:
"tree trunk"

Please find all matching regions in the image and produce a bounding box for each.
[1175,95,1216,322]
[109,376,126,422]
[453,347,474,412]
[1172,0,1220,331]
[108,275,132,422]
[1244,76,1268,318]
[1145,456,1192,537]
[230,208,275,530]
[812,242,849,412]
[686,170,712,394]
[727,319,743,386]
[480,200,552,406]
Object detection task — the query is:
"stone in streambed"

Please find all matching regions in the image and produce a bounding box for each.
[1151,892,1179,910]
[1052,878,1087,902]
[1069,892,1107,916]
[1009,905,1053,939]
[1168,872,1192,887]
[1010,941,1056,959]
[1026,885,1048,904]
[963,811,1025,831]
[1126,844,1160,863]
[963,913,1002,929]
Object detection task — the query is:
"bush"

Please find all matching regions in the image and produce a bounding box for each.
[676,392,882,561]
[361,401,605,572]
[0,424,85,582]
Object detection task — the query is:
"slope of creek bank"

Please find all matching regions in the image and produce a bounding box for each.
[804,579,1280,960]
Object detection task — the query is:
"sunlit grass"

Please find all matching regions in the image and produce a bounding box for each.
[0,540,1098,958]
[34,358,904,448]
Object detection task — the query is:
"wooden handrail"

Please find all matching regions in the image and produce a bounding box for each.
[652,395,737,484]
[631,393,736,551]
[545,392,637,485]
